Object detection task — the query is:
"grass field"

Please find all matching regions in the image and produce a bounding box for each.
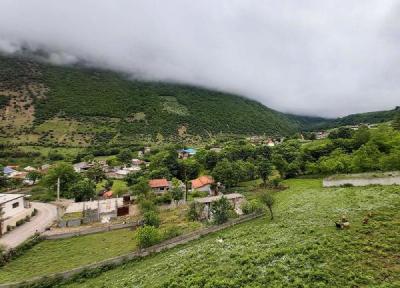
[0,206,202,284]
[0,229,136,283]
[57,179,400,288]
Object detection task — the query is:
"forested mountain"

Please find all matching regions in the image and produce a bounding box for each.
[0,54,300,145]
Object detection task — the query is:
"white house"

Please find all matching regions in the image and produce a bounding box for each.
[0,194,34,235]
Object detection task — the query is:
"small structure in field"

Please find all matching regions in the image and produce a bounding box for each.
[194,193,244,219]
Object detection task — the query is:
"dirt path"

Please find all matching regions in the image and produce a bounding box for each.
[0,202,58,249]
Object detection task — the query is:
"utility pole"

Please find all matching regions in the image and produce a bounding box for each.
[57,177,60,201]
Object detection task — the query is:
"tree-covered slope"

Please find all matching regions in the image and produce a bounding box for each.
[0,55,299,138]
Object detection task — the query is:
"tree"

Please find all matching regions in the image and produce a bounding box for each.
[259,192,275,220]
[86,163,105,184]
[131,178,150,196]
[125,171,143,186]
[103,179,114,191]
[329,127,353,139]
[257,160,273,186]
[187,202,203,221]
[143,211,161,227]
[117,149,132,165]
[393,112,400,131]
[211,196,233,224]
[70,178,96,202]
[211,159,240,188]
[178,159,200,200]
[149,150,179,177]
[43,163,79,198]
[26,171,42,185]
[0,165,8,188]
[170,178,184,204]
[136,226,161,248]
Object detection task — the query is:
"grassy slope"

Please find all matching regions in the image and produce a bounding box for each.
[0,207,202,283]
[58,179,400,288]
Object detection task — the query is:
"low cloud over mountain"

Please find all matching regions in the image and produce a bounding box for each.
[1,0,399,117]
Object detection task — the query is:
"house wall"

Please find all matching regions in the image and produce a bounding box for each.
[152,187,169,194]
[194,185,211,193]
[2,197,25,218]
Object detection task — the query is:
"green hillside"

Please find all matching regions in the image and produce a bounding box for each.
[0,55,299,145]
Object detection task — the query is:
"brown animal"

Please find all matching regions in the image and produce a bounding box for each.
[342,222,350,229]
[363,217,369,224]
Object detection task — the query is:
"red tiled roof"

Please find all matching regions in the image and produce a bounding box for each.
[191,176,214,189]
[103,191,113,198]
[149,179,169,188]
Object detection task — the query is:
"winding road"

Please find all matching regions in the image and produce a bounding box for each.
[0,202,58,249]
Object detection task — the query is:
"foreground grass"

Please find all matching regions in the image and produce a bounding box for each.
[0,206,201,284]
[60,179,400,288]
[0,229,136,283]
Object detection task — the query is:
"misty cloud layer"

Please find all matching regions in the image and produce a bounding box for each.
[0,0,399,117]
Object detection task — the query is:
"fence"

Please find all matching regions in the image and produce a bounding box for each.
[0,213,263,288]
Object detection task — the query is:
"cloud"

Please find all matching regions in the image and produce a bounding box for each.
[0,0,399,117]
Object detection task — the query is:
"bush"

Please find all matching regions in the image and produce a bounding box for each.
[154,193,172,205]
[142,211,161,227]
[162,226,182,240]
[187,202,203,221]
[138,198,156,213]
[241,200,264,215]
[136,226,161,248]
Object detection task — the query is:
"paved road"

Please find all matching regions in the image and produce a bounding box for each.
[0,202,58,249]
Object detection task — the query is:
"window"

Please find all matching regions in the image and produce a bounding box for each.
[12,202,19,209]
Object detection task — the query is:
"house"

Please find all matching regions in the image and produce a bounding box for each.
[0,194,34,235]
[266,139,275,147]
[149,179,170,194]
[191,176,214,194]
[40,164,51,173]
[3,166,16,176]
[73,162,91,173]
[131,159,144,167]
[23,166,37,172]
[178,148,197,159]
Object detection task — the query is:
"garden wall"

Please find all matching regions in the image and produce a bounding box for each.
[0,213,263,288]
[43,222,139,240]
[323,176,400,187]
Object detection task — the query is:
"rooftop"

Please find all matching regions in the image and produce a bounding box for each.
[0,193,26,204]
[149,178,169,188]
[191,175,214,189]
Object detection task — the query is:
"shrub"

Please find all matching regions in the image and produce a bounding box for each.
[187,202,203,221]
[211,196,233,224]
[162,225,182,240]
[138,198,157,213]
[241,200,264,215]
[136,226,161,248]
[142,211,161,227]
[154,193,172,205]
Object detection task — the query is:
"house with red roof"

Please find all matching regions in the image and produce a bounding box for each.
[149,178,170,194]
[191,176,214,194]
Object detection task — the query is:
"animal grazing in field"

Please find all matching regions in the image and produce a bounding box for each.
[363,217,369,224]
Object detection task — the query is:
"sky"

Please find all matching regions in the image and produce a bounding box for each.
[0,0,399,117]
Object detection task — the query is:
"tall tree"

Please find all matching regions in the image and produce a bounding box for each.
[70,178,96,202]
[43,163,79,198]
[86,163,106,184]
[257,160,273,186]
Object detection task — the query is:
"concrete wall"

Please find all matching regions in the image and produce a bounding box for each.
[1,207,34,234]
[323,176,400,187]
